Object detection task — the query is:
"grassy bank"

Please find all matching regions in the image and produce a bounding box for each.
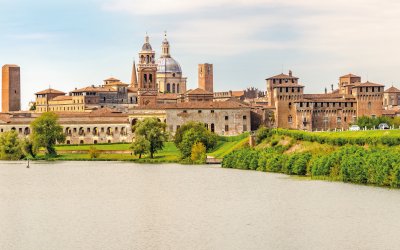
[37,135,249,163]
[222,130,400,188]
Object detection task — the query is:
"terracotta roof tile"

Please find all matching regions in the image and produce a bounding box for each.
[352,81,384,87]
[50,96,73,101]
[267,73,298,80]
[35,88,66,95]
[164,101,250,109]
[385,86,400,93]
[186,88,213,95]
[340,73,360,78]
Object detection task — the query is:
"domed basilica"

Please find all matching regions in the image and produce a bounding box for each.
[155,34,187,94]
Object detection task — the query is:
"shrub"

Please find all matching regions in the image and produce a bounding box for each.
[89,146,100,159]
[191,142,207,164]
[255,126,273,144]
[0,131,25,160]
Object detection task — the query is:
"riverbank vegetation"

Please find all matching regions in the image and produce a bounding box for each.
[222,127,400,188]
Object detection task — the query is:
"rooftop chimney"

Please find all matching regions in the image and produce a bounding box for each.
[325,87,327,94]
[289,70,292,77]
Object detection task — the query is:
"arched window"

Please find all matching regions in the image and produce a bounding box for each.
[211,123,215,133]
[177,84,180,93]
[172,83,176,93]
[167,83,171,93]
[288,102,292,109]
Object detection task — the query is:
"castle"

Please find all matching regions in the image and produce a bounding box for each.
[0,34,398,144]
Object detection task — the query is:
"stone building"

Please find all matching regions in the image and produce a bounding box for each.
[156,34,187,94]
[2,64,20,112]
[165,101,251,136]
[266,71,384,131]
[0,109,133,144]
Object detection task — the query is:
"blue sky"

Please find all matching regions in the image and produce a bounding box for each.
[1,0,400,109]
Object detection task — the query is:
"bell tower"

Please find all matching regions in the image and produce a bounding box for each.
[137,34,158,106]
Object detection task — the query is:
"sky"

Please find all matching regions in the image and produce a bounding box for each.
[1,0,400,109]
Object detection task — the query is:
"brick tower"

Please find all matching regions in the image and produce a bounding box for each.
[2,64,21,112]
[137,35,158,106]
[198,63,213,93]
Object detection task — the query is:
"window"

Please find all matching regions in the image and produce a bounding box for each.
[368,102,372,110]
[183,110,187,113]
[225,125,229,131]
[288,115,293,123]
[337,117,341,123]
[243,115,247,120]
[289,102,292,109]
[198,110,202,113]
[211,123,215,132]
[225,116,229,120]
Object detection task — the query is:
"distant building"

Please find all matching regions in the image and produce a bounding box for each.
[165,101,251,136]
[2,64,20,112]
[198,63,213,93]
[265,71,384,131]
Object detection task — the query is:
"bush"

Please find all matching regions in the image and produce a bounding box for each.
[191,142,207,164]
[89,146,100,159]
[176,122,217,159]
[255,126,273,144]
[0,131,25,160]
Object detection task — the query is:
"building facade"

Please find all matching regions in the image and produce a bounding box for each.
[165,101,251,136]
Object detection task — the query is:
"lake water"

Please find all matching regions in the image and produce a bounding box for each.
[1,161,399,250]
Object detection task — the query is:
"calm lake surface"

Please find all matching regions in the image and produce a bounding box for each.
[1,161,399,250]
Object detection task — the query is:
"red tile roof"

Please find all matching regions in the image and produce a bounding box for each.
[340,73,360,78]
[35,88,66,95]
[267,73,298,80]
[385,86,400,93]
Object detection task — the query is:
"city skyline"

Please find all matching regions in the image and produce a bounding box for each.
[1,0,400,109]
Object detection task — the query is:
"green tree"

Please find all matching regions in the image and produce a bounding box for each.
[22,137,38,158]
[133,118,167,158]
[190,142,207,164]
[30,112,66,156]
[0,130,25,160]
[176,122,217,159]
[130,136,150,159]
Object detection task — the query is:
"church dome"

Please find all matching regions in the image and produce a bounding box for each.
[142,42,152,51]
[141,35,153,51]
[156,57,182,74]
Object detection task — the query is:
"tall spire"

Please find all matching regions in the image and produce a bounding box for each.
[131,60,138,87]
[161,31,170,58]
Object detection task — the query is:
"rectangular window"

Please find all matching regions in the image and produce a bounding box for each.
[225,125,229,131]
[243,115,247,120]
[198,110,202,113]
[225,116,229,120]
[183,110,187,113]
[211,110,214,113]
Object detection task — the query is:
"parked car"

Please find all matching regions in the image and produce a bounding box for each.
[349,125,360,131]
[378,123,390,130]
